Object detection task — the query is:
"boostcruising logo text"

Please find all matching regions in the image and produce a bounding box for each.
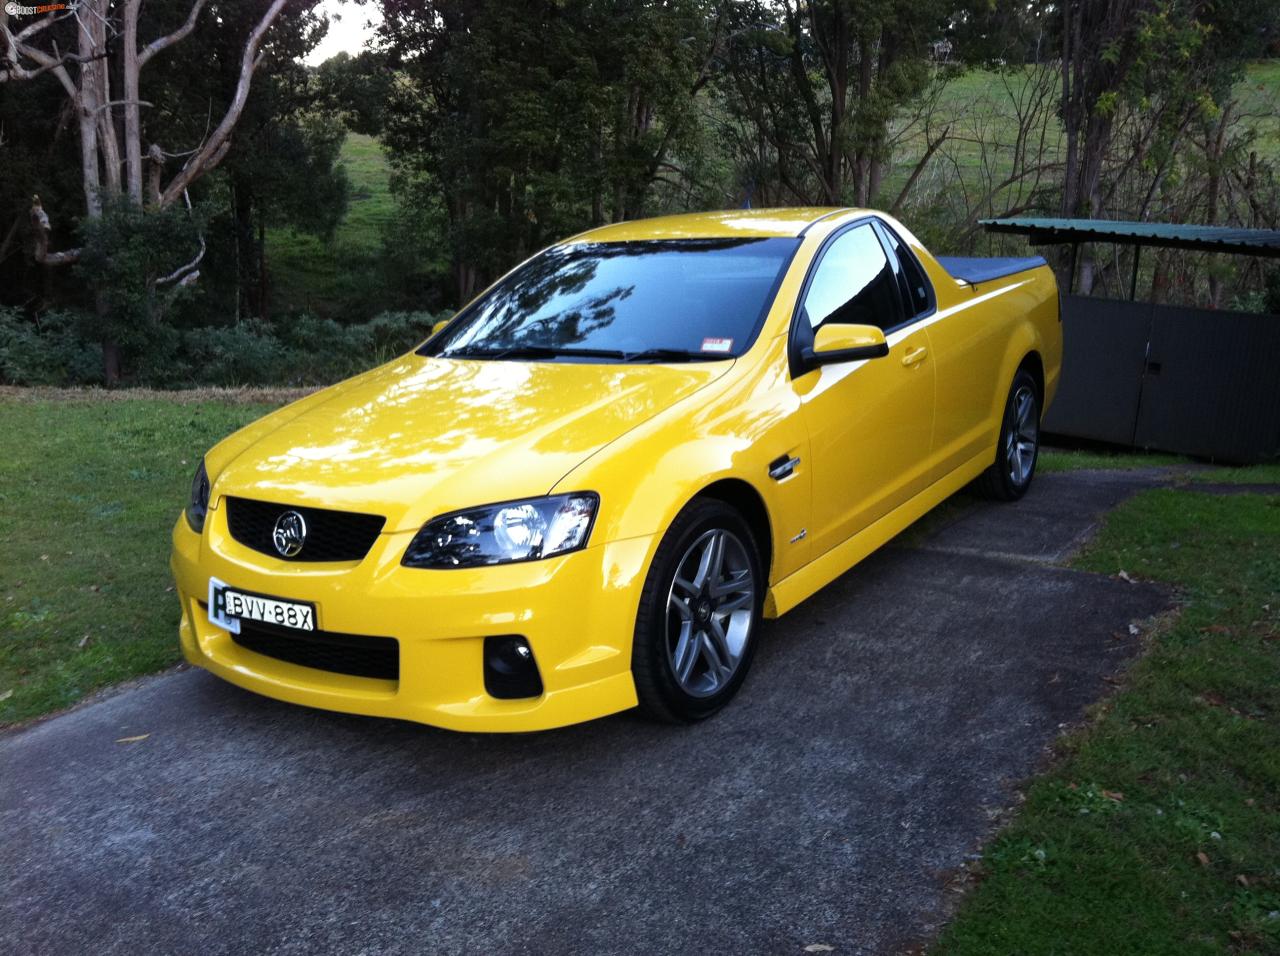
[4,2,77,14]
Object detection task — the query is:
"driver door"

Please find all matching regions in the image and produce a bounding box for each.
[791,222,936,559]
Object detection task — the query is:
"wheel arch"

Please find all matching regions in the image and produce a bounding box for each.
[693,478,774,581]
[1018,349,1045,406]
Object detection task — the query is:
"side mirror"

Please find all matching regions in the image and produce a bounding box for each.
[431,319,451,336]
[799,323,889,372]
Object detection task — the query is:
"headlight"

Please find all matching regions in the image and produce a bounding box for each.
[186,459,210,533]
[402,493,598,568]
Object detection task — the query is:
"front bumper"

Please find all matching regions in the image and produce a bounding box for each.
[170,503,654,732]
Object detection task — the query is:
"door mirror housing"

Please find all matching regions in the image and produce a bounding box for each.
[799,323,889,372]
[431,319,451,337]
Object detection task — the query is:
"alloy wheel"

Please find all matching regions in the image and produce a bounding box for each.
[665,528,757,698]
[1006,384,1039,487]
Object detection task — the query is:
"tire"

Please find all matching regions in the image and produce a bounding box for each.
[632,499,765,724]
[973,368,1041,501]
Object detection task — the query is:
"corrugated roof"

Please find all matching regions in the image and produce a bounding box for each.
[979,218,1280,257]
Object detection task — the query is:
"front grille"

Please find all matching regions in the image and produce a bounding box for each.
[225,497,385,562]
[232,620,399,681]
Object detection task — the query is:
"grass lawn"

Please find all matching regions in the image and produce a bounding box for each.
[935,487,1280,954]
[0,396,281,725]
[1039,445,1280,484]
[882,61,1280,264]
[1038,446,1189,474]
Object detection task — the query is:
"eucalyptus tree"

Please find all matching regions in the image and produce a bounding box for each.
[0,0,323,380]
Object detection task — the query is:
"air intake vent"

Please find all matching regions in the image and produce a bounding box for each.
[225,497,385,562]
[231,620,398,681]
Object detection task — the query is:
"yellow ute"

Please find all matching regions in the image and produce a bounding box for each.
[171,208,1062,731]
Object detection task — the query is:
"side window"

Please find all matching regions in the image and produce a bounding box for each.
[876,222,932,318]
[802,224,904,333]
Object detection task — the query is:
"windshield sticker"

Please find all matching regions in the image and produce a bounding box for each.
[701,337,734,354]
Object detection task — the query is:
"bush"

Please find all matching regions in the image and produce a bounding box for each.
[0,308,446,388]
[274,311,438,384]
[182,319,293,387]
[0,308,102,386]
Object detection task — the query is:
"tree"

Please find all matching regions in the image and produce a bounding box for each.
[1054,0,1279,291]
[1,0,319,381]
[374,0,722,303]
[315,49,392,136]
[718,0,954,207]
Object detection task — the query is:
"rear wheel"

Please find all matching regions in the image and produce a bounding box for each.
[974,368,1040,501]
[632,499,764,723]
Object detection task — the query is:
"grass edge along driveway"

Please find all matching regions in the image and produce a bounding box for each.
[934,487,1280,955]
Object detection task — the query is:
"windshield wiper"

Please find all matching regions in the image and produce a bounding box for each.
[443,345,622,361]
[442,345,725,363]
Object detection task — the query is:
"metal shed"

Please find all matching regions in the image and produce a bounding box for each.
[980,218,1280,464]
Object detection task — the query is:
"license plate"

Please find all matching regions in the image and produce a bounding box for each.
[208,577,315,634]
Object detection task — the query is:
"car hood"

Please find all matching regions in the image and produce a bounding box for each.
[210,354,732,532]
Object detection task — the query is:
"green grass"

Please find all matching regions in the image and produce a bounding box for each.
[0,398,280,725]
[1236,60,1280,159]
[882,61,1280,255]
[1188,461,1280,485]
[265,132,397,318]
[935,488,1280,954]
[1040,445,1280,482]
[1038,446,1189,474]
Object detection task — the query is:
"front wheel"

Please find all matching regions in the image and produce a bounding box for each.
[974,368,1040,501]
[632,499,764,723]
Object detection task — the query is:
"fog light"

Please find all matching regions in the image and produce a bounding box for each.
[483,635,543,700]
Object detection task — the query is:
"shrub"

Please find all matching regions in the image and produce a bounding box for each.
[181,320,292,387]
[0,307,446,388]
[0,308,102,386]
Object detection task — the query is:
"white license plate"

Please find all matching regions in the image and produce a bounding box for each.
[208,577,315,634]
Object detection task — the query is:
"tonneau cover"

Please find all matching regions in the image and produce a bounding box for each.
[935,255,1047,285]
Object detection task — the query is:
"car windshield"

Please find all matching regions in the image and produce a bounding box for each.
[423,238,799,362]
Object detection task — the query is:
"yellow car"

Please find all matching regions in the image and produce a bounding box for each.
[171,208,1061,731]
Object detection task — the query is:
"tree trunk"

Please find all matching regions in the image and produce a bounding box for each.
[1059,1,1079,217]
[231,178,255,319]
[1205,104,1231,308]
[123,0,144,202]
[97,290,121,385]
[258,217,268,320]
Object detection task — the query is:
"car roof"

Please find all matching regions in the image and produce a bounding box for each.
[570,208,870,242]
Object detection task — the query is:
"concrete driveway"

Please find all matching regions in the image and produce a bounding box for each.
[2,470,1172,955]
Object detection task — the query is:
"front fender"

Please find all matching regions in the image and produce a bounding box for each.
[552,335,813,586]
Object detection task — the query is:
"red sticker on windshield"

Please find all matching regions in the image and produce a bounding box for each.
[701,337,734,353]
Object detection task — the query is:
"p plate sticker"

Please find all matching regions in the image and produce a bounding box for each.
[207,576,241,635]
[700,337,734,354]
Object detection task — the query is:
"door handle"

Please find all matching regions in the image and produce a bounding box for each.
[901,346,928,367]
[768,454,801,481]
